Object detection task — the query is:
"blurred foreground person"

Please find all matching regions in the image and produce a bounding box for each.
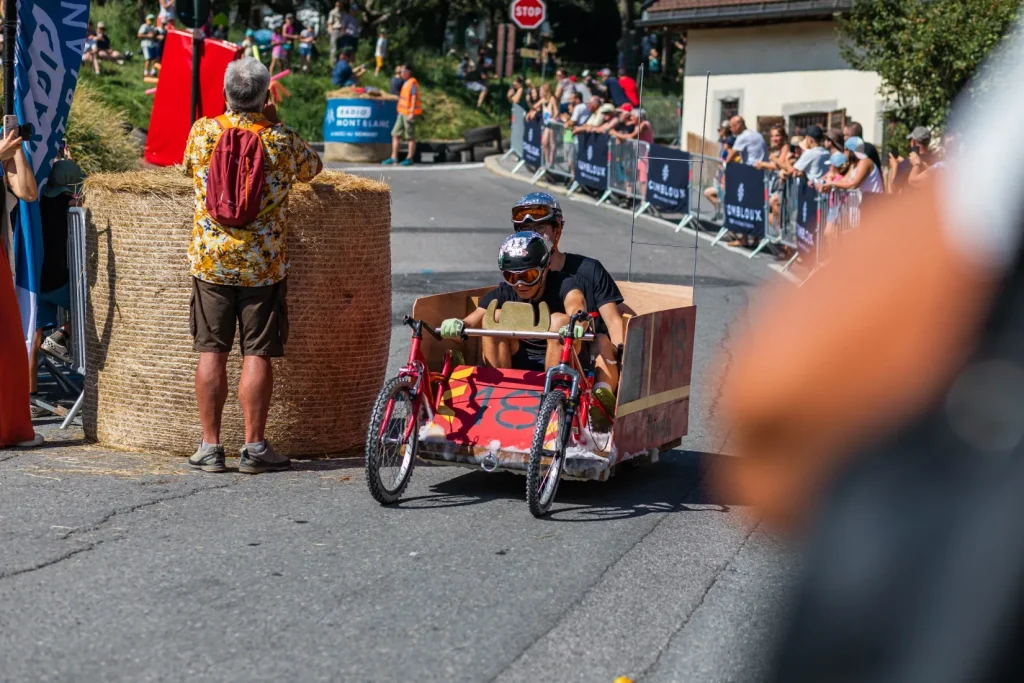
[720,23,1024,683]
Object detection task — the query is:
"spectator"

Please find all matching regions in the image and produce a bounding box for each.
[158,0,176,25]
[523,79,541,110]
[30,161,86,406]
[906,126,936,187]
[154,15,168,64]
[281,14,298,70]
[340,4,361,52]
[240,29,260,61]
[704,134,740,216]
[554,68,574,114]
[843,121,883,173]
[617,66,640,107]
[332,48,364,87]
[463,60,488,109]
[298,23,315,73]
[821,136,883,193]
[269,24,286,75]
[581,70,603,101]
[506,75,525,107]
[374,27,387,76]
[384,64,420,166]
[138,14,159,78]
[823,130,844,156]
[789,124,830,182]
[887,145,911,194]
[182,57,322,475]
[327,0,345,63]
[576,101,616,135]
[390,64,405,96]
[648,48,660,74]
[89,22,131,74]
[755,124,788,172]
[598,67,628,108]
[569,90,590,127]
[729,115,767,165]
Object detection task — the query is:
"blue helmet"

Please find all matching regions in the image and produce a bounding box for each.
[511,192,564,229]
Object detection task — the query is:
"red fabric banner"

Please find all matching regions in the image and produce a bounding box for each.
[144,30,242,166]
[0,251,35,446]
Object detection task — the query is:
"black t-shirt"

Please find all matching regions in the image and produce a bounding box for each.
[96,34,111,51]
[478,270,582,369]
[40,194,72,293]
[558,253,622,313]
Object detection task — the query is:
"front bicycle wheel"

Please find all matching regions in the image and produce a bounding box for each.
[365,377,420,505]
[527,390,569,518]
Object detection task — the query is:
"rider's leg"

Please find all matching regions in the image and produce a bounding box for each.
[545,313,569,368]
[482,337,514,369]
[593,333,619,392]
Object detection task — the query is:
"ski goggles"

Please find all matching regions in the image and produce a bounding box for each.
[511,204,557,225]
[502,268,544,286]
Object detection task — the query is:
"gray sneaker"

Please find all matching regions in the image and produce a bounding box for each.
[238,441,291,474]
[189,442,227,473]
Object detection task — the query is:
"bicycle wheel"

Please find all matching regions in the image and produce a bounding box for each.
[365,377,420,505]
[527,390,569,518]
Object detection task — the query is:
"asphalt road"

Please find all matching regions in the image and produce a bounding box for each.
[0,164,795,682]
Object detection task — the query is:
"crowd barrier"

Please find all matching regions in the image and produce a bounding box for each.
[504,104,526,168]
[503,122,870,277]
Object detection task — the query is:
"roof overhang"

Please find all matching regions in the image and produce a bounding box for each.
[637,0,852,29]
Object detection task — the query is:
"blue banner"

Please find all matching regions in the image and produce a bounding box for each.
[574,132,609,191]
[323,98,398,144]
[14,0,89,347]
[795,181,820,258]
[646,144,689,213]
[522,116,542,168]
[722,162,764,235]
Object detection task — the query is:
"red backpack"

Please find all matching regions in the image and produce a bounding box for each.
[205,115,273,228]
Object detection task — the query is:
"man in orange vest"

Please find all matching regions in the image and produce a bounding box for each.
[384,64,421,166]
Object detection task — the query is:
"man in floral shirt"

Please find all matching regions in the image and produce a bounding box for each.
[182,56,322,475]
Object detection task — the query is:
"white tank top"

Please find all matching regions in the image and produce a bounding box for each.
[862,162,884,193]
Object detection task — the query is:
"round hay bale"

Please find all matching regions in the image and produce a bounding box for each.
[81,169,392,458]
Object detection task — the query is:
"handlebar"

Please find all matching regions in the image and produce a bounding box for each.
[403,316,596,343]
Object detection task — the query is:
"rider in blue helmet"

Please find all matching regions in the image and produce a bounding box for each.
[440,231,587,372]
[510,192,624,429]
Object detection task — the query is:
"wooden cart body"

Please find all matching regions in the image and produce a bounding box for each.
[410,282,696,481]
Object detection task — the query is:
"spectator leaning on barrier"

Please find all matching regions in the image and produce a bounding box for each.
[823,130,844,156]
[569,91,590,128]
[182,57,323,475]
[790,124,830,182]
[843,121,883,174]
[507,75,524,106]
[729,116,767,165]
[328,0,344,63]
[825,136,884,193]
[385,64,421,166]
[555,68,574,114]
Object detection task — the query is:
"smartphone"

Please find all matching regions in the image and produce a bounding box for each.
[3,115,18,137]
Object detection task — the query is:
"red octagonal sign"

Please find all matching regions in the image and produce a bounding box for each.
[510,0,546,30]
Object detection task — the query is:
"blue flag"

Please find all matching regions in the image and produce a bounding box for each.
[13,0,89,351]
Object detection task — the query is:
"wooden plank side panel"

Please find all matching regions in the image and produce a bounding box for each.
[411,287,494,369]
[649,305,696,396]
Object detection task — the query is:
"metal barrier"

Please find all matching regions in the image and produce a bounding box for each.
[504,104,526,167]
[818,189,862,266]
[529,119,576,185]
[61,207,88,429]
[601,138,647,207]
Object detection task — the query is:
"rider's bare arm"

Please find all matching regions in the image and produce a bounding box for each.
[563,290,587,321]
[463,306,488,329]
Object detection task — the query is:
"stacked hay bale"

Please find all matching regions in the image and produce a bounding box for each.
[323,87,399,163]
[81,169,392,458]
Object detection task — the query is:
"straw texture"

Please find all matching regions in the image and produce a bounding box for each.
[81,169,392,458]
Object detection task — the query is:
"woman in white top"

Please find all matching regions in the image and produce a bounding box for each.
[823,136,884,194]
[1,126,39,269]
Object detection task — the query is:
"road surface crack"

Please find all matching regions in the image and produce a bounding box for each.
[0,482,233,580]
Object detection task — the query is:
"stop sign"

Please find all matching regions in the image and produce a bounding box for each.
[509,0,546,30]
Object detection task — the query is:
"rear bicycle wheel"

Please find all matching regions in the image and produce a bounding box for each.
[527,390,569,518]
[365,377,420,505]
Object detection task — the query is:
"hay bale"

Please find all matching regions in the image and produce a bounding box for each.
[81,168,392,458]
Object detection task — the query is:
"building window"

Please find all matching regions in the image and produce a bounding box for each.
[720,97,739,122]
[790,112,828,136]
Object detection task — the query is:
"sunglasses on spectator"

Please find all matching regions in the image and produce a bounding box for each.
[502,268,544,286]
[511,205,556,224]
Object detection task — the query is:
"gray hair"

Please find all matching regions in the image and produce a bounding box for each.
[224,57,271,113]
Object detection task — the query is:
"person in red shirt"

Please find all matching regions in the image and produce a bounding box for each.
[617,67,639,107]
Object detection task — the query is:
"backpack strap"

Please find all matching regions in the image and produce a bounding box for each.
[214,115,274,135]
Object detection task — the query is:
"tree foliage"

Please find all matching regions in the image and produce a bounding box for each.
[838,0,1021,136]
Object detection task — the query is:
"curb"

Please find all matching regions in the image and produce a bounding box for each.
[482,154,804,285]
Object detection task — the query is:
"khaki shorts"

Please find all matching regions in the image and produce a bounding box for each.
[190,277,289,357]
[392,114,415,140]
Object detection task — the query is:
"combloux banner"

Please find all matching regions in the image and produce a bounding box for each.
[13,0,90,351]
[522,116,542,168]
[796,181,820,258]
[574,132,609,191]
[646,145,689,213]
[323,98,398,143]
[722,162,765,235]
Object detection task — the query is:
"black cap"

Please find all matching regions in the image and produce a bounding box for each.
[805,124,824,142]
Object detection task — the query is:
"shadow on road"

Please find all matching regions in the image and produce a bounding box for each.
[395,450,735,521]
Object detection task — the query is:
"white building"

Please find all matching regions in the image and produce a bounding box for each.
[638,0,884,154]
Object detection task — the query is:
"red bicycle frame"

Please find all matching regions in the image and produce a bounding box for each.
[378,317,455,443]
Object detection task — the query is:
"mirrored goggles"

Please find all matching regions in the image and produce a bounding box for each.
[511,205,556,224]
[502,268,544,286]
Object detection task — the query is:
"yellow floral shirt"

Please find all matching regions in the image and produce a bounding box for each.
[182,112,320,286]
